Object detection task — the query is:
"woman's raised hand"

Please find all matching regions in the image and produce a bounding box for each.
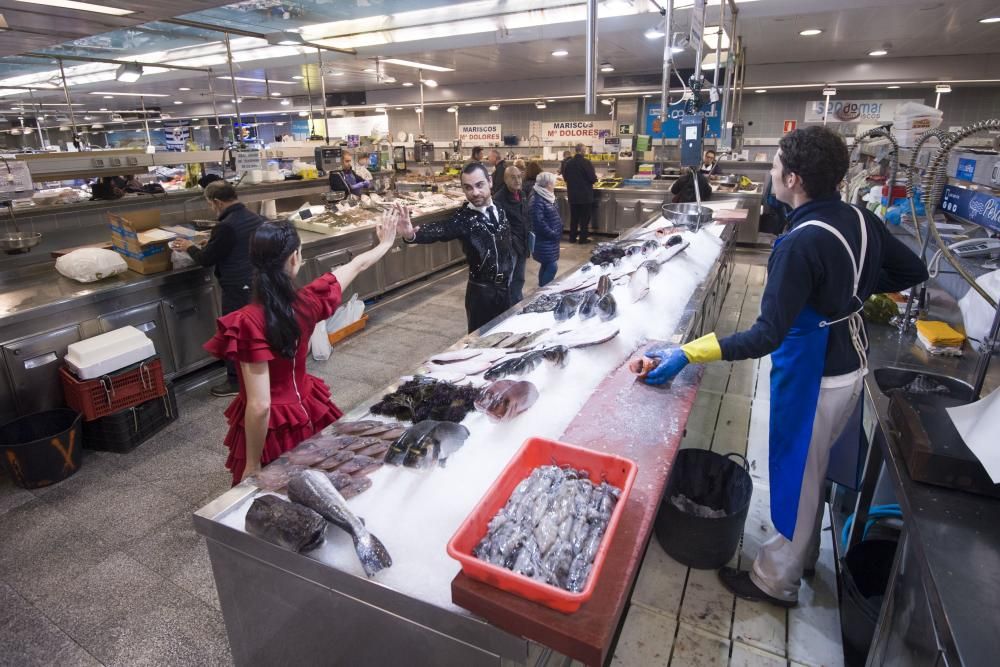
[378,207,398,247]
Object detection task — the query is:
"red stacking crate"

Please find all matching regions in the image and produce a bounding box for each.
[60,356,167,421]
[447,437,638,613]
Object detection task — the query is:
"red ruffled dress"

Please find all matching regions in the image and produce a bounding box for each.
[204,273,344,485]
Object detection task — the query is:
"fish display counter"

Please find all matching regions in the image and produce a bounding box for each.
[193,207,740,666]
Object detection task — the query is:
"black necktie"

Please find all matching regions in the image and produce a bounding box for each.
[487,207,497,227]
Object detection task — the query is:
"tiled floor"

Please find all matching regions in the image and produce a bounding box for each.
[0,244,844,666]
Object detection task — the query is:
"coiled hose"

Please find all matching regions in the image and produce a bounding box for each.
[854,126,900,206]
[905,128,952,247]
[921,119,1000,309]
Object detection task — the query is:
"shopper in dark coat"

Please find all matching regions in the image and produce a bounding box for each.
[530,171,562,287]
[488,149,507,196]
[561,143,597,243]
[671,169,713,204]
[522,160,542,199]
[170,181,266,396]
[494,167,530,303]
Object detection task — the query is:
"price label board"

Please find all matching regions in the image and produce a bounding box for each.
[0,158,32,199]
[234,149,263,173]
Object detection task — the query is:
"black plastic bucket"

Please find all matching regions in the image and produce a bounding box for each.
[654,449,753,569]
[0,409,83,489]
[841,539,898,666]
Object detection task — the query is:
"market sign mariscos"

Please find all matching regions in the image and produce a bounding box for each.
[541,120,614,145]
[459,124,502,143]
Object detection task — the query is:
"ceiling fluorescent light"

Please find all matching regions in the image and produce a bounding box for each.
[402,82,414,87]
[799,29,823,36]
[422,79,438,87]
[265,31,305,46]
[868,49,888,56]
[280,99,291,106]
[600,62,615,72]
[89,92,169,98]
[14,0,133,16]
[489,104,499,111]
[382,58,454,72]
[116,63,143,83]
[551,49,569,57]
[217,76,295,84]
[978,17,1000,24]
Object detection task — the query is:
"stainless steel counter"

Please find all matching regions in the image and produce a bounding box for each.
[191,220,737,667]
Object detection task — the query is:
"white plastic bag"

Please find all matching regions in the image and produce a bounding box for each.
[325,293,365,333]
[171,250,196,269]
[959,269,1000,343]
[310,321,332,361]
[55,248,128,283]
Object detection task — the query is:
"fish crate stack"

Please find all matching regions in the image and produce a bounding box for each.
[59,326,178,452]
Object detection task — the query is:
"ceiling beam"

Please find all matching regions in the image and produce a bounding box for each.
[162,17,357,56]
[21,52,212,73]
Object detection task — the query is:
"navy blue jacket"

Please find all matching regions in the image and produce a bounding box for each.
[720,195,927,376]
[187,202,265,291]
[530,193,562,264]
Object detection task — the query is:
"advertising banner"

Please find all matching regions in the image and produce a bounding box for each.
[803,98,924,124]
[644,104,722,139]
[459,124,502,143]
[541,120,615,145]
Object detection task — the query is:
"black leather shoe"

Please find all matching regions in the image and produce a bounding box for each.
[210,380,240,398]
[718,567,797,607]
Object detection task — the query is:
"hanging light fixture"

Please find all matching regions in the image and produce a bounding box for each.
[115,62,143,83]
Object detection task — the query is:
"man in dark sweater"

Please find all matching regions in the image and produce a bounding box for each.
[396,162,515,332]
[630,126,927,606]
[488,149,507,196]
[561,143,598,243]
[171,182,265,396]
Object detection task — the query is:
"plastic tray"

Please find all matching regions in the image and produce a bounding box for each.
[447,437,638,613]
[328,313,369,346]
[82,386,177,453]
[65,326,156,380]
[60,357,166,421]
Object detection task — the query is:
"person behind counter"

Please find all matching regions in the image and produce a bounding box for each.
[329,150,370,197]
[170,181,265,397]
[530,171,562,287]
[493,166,530,303]
[628,126,928,608]
[395,162,516,332]
[204,214,398,484]
[562,143,598,244]
[670,169,713,204]
[699,149,723,176]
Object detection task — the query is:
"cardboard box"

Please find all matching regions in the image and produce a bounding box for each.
[108,210,171,275]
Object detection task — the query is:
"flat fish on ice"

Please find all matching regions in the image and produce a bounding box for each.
[288,470,392,577]
[332,420,385,435]
[345,437,383,453]
[545,322,620,349]
[429,349,483,364]
[578,290,600,320]
[468,331,514,348]
[338,454,382,476]
[475,380,540,422]
[554,294,582,321]
[252,461,306,492]
[317,450,355,471]
[357,440,390,458]
[244,494,326,553]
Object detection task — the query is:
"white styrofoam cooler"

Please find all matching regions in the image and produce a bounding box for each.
[65,326,156,379]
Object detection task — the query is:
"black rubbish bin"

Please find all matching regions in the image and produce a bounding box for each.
[0,409,83,489]
[654,449,753,569]
[841,538,898,666]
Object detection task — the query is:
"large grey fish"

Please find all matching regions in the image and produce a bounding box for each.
[385,420,471,468]
[245,494,326,553]
[287,469,393,577]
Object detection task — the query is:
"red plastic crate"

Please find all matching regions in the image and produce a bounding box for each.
[447,437,638,613]
[60,357,167,421]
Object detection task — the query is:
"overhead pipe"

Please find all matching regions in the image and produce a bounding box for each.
[163,18,356,55]
[584,0,598,115]
[206,70,224,145]
[317,48,329,145]
[659,0,674,121]
[139,95,152,146]
[224,34,243,144]
[56,59,78,138]
[23,51,210,73]
[719,5,738,144]
[418,71,427,137]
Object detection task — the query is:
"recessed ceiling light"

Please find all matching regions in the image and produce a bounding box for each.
[280,99,291,106]
[489,104,499,111]
[799,29,823,36]
[192,118,199,121]
[298,111,309,116]
[173,100,183,105]
[14,0,133,16]
[178,87,190,91]
[887,85,900,89]
[402,82,414,87]
[291,75,303,80]
[754,89,767,93]
[382,58,454,72]
[644,28,665,40]
[600,62,615,72]
[446,106,458,112]
[600,98,612,106]
[271,92,282,96]
[869,49,888,56]
[643,94,652,98]
[99,107,107,111]
[551,49,569,57]
[464,103,471,107]
[423,79,438,87]
[546,99,555,102]
[103,96,113,99]
[979,17,1000,23]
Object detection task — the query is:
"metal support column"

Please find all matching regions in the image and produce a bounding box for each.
[584,0,598,115]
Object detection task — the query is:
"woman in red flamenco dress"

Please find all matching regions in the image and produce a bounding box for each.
[204,212,396,484]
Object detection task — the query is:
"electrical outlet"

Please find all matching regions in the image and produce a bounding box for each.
[126,156,138,166]
[110,157,122,167]
[92,158,105,168]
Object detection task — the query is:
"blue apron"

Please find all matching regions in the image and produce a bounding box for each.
[767,210,868,540]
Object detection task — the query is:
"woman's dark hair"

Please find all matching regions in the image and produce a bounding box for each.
[777,126,849,199]
[524,160,543,181]
[471,146,484,160]
[250,221,302,359]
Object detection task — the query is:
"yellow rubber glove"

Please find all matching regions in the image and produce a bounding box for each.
[681,332,723,363]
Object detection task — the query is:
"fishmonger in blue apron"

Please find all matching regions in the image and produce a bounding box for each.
[631,127,927,606]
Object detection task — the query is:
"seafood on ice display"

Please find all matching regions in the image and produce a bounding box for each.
[472,465,621,593]
[370,377,482,423]
[474,380,540,422]
[483,346,569,381]
[244,494,328,553]
[384,420,471,469]
[288,470,393,577]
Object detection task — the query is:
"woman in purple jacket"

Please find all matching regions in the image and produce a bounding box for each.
[530,171,563,286]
